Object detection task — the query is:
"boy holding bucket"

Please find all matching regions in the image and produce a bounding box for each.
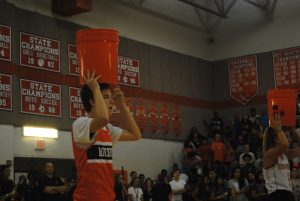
[72,70,141,201]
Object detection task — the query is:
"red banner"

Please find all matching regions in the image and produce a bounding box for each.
[69,87,85,119]
[0,25,11,61]
[0,73,12,110]
[118,56,140,87]
[20,79,61,117]
[135,98,146,132]
[159,102,170,135]
[147,100,158,134]
[171,104,182,137]
[273,47,300,89]
[228,55,258,105]
[20,32,60,72]
[68,44,79,76]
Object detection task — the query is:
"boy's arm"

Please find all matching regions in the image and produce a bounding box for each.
[113,88,141,141]
[73,70,109,146]
[85,70,109,133]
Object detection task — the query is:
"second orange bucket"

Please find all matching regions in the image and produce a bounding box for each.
[267,89,297,127]
[76,29,119,84]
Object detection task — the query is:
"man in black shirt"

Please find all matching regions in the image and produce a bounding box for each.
[37,162,68,201]
[151,175,172,201]
[0,165,15,201]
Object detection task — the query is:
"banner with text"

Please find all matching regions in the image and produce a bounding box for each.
[68,44,79,76]
[0,73,12,110]
[118,56,140,87]
[20,79,61,117]
[0,25,11,61]
[20,32,60,72]
[273,47,300,89]
[69,87,85,119]
[159,102,170,135]
[228,55,258,105]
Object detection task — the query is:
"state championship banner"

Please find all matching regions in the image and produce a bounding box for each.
[20,79,61,117]
[118,56,140,87]
[69,87,85,119]
[135,98,146,132]
[68,44,79,75]
[171,104,182,137]
[147,100,159,134]
[0,73,12,110]
[0,25,11,61]
[273,47,300,89]
[228,55,258,105]
[159,102,170,135]
[20,32,60,72]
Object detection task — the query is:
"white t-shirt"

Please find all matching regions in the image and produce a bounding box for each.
[228,178,249,201]
[169,179,186,201]
[179,173,188,182]
[263,154,292,194]
[128,187,143,201]
[72,116,122,149]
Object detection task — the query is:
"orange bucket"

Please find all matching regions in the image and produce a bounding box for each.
[76,29,119,84]
[267,89,297,127]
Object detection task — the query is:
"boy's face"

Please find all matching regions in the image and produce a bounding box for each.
[101,89,114,117]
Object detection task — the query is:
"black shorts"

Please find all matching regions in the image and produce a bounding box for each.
[269,190,295,201]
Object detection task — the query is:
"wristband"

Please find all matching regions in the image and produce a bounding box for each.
[275,128,282,133]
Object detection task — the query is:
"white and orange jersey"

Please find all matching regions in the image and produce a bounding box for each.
[263,154,292,194]
[72,117,122,201]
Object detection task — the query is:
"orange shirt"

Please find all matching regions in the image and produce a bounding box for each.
[72,128,115,201]
[212,141,225,161]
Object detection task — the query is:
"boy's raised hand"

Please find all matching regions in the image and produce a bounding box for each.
[83,70,101,91]
[112,87,125,109]
[270,111,282,130]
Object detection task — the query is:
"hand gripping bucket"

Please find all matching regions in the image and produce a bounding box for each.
[76,29,119,84]
[267,89,297,127]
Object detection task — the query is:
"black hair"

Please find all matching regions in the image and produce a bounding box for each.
[44,161,54,167]
[0,165,9,172]
[242,153,251,160]
[231,167,246,189]
[170,169,180,178]
[184,127,204,148]
[215,175,225,189]
[158,174,168,183]
[130,176,139,186]
[144,177,153,186]
[80,83,110,113]
[161,169,168,174]
[264,127,277,151]
[130,171,137,177]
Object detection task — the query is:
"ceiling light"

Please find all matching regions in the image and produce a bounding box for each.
[23,126,58,138]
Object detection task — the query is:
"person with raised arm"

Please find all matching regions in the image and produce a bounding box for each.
[72,70,141,201]
[262,113,300,201]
